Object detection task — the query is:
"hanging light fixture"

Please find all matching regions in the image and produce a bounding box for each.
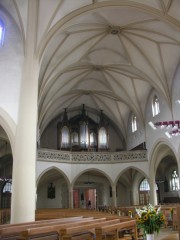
[83,172,95,185]
[148,120,180,138]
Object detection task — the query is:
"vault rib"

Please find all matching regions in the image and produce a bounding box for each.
[38,0,64,46]
[39,68,92,112]
[103,70,141,120]
[124,28,179,43]
[121,33,167,94]
[13,0,25,53]
[39,33,69,93]
[43,31,107,87]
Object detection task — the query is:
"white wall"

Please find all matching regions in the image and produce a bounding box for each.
[127,112,145,150]
[0,11,23,124]
[36,179,68,208]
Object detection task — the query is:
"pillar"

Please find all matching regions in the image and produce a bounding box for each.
[11,0,39,223]
[149,175,157,205]
[111,184,117,207]
[69,185,73,208]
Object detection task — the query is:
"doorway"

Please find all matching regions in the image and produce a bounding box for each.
[73,188,96,209]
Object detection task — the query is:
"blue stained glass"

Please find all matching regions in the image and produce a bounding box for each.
[0,27,2,42]
[0,20,4,46]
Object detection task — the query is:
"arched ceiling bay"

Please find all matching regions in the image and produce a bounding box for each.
[38,1,180,141]
[1,0,179,142]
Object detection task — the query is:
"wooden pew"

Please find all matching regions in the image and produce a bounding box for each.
[18,217,108,240]
[35,208,131,221]
[59,219,123,240]
[177,206,180,238]
[0,216,98,240]
[0,216,84,229]
[95,219,137,240]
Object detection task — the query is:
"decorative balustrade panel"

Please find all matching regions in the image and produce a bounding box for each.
[37,149,147,163]
[113,151,147,162]
[38,150,71,161]
[72,153,111,162]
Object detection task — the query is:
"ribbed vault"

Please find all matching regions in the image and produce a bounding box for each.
[0,0,179,144]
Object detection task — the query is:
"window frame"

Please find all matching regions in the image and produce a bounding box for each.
[0,19,5,46]
[132,114,137,132]
[171,169,179,191]
[152,95,160,117]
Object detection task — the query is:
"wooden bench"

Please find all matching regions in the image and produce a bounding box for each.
[0,216,98,240]
[59,219,131,240]
[0,216,84,229]
[35,209,131,221]
[95,219,137,240]
[18,217,108,240]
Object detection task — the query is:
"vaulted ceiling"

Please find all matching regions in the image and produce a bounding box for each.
[1,0,180,144]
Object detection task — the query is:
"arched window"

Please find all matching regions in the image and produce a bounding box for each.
[152,95,160,116]
[139,178,150,205]
[132,114,137,132]
[139,178,150,191]
[0,19,5,46]
[1,181,12,208]
[61,126,70,148]
[171,169,179,191]
[98,127,107,149]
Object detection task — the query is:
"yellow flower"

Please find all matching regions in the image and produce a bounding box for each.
[135,203,165,234]
[143,214,148,221]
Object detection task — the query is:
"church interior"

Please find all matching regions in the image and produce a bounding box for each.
[0,2,180,238]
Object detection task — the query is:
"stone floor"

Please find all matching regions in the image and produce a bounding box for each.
[137,227,178,240]
[155,227,178,240]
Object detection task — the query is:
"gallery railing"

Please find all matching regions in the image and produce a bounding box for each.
[37,148,147,163]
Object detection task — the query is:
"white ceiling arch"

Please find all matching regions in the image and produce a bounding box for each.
[36,1,179,140]
[0,0,179,144]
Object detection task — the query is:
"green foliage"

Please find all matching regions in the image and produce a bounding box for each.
[136,203,165,235]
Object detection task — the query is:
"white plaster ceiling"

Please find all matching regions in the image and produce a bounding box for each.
[1,0,180,143]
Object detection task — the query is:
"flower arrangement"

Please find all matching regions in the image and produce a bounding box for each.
[128,210,133,218]
[170,208,174,220]
[136,203,165,235]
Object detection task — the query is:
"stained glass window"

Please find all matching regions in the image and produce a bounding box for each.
[0,19,4,46]
[132,114,137,132]
[3,182,12,193]
[171,169,179,191]
[152,95,160,117]
[139,178,150,191]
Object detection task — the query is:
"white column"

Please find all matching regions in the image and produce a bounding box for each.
[69,185,73,208]
[11,0,39,223]
[149,176,157,205]
[112,184,117,207]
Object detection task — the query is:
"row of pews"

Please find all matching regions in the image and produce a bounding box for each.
[98,204,179,229]
[0,210,137,240]
[1,205,179,240]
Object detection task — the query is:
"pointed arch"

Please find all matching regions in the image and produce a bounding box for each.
[36,166,70,187]
[72,168,113,186]
[0,107,16,155]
